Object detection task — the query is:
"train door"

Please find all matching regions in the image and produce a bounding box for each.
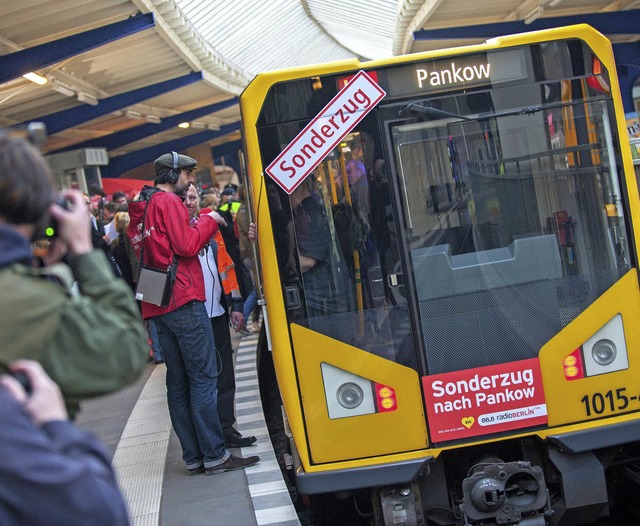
[260,112,421,371]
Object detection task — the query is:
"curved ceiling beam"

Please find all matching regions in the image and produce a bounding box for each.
[394,0,446,56]
[412,10,640,40]
[300,0,368,60]
[131,0,252,94]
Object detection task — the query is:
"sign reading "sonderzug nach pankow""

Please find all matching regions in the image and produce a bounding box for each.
[423,358,548,442]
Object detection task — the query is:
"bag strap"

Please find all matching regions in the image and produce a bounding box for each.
[137,194,152,267]
[138,191,177,271]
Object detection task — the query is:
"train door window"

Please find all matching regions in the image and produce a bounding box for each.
[261,119,417,369]
[388,79,631,375]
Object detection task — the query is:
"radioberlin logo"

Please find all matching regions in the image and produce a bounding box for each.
[417,62,491,88]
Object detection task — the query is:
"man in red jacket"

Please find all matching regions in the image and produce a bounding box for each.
[127,152,259,476]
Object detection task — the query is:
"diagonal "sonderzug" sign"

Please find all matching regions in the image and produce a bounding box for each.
[265,70,386,194]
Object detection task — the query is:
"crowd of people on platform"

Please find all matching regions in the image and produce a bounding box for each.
[0,131,261,524]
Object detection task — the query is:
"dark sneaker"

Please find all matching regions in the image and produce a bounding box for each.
[188,465,205,475]
[226,434,257,448]
[205,454,260,475]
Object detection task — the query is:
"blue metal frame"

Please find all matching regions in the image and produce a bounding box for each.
[211,139,242,162]
[0,12,154,85]
[106,122,241,178]
[211,139,243,176]
[20,71,204,134]
[613,43,640,114]
[50,98,239,152]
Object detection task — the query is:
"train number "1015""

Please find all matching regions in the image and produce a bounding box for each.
[580,387,639,416]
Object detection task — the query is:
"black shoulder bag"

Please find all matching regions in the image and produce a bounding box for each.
[134,194,177,307]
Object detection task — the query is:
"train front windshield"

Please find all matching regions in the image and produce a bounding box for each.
[392,93,630,374]
[258,38,632,377]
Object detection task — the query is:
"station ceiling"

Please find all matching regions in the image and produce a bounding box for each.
[0,0,638,178]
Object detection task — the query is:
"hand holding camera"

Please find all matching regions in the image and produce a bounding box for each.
[0,360,68,424]
[49,190,93,256]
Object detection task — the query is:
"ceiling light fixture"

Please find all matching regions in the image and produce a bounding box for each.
[524,5,544,24]
[146,114,162,124]
[51,83,75,97]
[191,121,205,129]
[547,0,563,6]
[125,110,142,119]
[77,92,98,106]
[178,122,190,129]
[208,123,221,131]
[23,72,48,85]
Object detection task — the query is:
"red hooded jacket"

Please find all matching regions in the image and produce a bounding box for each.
[127,186,218,319]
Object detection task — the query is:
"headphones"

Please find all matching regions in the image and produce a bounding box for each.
[166,151,179,184]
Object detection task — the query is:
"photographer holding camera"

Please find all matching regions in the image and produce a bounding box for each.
[0,133,148,415]
[0,360,129,525]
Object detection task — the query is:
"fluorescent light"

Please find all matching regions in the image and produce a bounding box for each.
[191,121,205,129]
[77,92,98,106]
[23,72,48,85]
[146,114,161,124]
[51,83,75,97]
[178,122,190,129]
[524,5,543,24]
[125,110,142,119]
[208,123,221,131]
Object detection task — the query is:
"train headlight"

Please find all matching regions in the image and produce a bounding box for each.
[337,382,364,409]
[321,363,397,419]
[564,314,628,379]
[591,339,616,366]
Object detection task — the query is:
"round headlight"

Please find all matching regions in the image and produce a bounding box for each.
[337,382,364,409]
[592,339,616,366]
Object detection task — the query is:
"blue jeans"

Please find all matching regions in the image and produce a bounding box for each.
[147,318,163,362]
[243,288,258,321]
[155,301,229,469]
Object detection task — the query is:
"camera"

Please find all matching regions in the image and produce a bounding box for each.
[0,122,47,147]
[10,371,32,396]
[44,195,72,239]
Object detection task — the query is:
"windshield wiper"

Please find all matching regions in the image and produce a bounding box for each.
[398,101,473,121]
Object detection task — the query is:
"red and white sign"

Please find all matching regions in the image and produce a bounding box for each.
[265,70,386,194]
[422,358,547,442]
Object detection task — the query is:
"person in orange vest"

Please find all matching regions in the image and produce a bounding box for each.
[183,185,257,449]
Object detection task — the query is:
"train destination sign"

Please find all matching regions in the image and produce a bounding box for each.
[423,358,547,442]
[265,70,386,194]
[385,48,528,98]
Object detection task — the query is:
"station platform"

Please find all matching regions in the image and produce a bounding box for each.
[75,331,301,526]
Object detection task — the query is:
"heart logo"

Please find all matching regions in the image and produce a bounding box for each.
[462,417,475,429]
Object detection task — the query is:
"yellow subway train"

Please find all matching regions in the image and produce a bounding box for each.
[240,25,640,526]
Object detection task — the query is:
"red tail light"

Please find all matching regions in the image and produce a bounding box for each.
[375,383,397,412]
[563,348,585,381]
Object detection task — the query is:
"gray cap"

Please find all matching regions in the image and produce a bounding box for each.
[154,152,197,177]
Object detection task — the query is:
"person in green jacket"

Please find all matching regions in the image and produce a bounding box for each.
[0,133,148,414]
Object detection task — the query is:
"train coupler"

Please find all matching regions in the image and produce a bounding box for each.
[377,481,425,526]
[460,460,551,526]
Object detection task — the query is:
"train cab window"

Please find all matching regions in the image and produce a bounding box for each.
[389,77,632,374]
[262,125,416,369]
